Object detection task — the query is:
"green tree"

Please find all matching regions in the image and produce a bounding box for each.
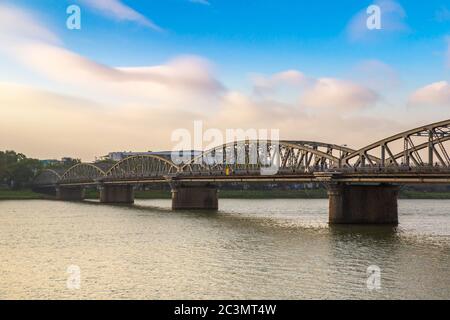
[0,151,42,189]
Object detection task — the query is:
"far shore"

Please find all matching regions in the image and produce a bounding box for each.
[1,188,450,200]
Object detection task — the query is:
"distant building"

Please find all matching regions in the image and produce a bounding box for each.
[40,157,79,167]
[40,159,61,167]
[61,157,79,166]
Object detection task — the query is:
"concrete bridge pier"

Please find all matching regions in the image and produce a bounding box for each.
[56,186,85,201]
[326,183,399,224]
[100,185,134,204]
[171,184,218,210]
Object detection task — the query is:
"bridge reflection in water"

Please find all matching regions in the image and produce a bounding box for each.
[33,119,450,225]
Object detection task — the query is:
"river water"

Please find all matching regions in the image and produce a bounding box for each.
[0,199,449,299]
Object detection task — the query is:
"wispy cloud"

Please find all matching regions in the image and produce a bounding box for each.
[301,78,379,111]
[0,4,222,108]
[0,82,403,160]
[79,0,163,31]
[251,69,379,111]
[0,4,60,44]
[351,59,400,91]
[251,70,307,96]
[189,0,211,5]
[409,81,450,107]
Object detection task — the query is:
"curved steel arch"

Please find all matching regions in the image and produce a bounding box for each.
[284,140,355,153]
[33,169,62,186]
[181,140,345,175]
[285,140,380,163]
[343,119,450,168]
[105,154,179,180]
[61,163,106,183]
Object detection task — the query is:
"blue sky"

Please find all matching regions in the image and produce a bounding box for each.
[9,0,450,85]
[0,0,449,160]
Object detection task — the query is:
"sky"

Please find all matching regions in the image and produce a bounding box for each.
[0,0,449,161]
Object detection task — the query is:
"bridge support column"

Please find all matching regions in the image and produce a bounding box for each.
[100,185,134,204]
[56,186,85,201]
[171,185,218,210]
[327,184,399,224]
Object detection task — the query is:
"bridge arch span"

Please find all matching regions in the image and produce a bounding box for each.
[343,119,450,168]
[180,140,349,174]
[104,155,179,180]
[33,169,62,186]
[60,163,106,183]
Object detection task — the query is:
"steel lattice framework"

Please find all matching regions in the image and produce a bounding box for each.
[104,155,179,180]
[60,163,106,183]
[32,119,450,186]
[342,119,450,168]
[33,169,62,186]
[180,140,356,175]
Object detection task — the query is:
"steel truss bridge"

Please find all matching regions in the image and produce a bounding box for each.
[34,119,450,187]
[32,119,450,224]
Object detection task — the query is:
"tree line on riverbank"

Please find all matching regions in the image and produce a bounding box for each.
[0,151,42,189]
[0,150,80,189]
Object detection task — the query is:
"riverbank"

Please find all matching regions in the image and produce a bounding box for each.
[0,189,48,200]
[2,188,450,200]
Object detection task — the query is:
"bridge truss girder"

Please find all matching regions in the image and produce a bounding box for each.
[342,119,450,168]
[32,119,450,186]
[104,155,178,180]
[180,140,352,175]
[60,163,106,184]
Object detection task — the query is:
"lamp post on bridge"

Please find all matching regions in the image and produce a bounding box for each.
[339,144,347,168]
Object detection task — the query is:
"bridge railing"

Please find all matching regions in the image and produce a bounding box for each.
[330,165,450,174]
[179,164,450,177]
